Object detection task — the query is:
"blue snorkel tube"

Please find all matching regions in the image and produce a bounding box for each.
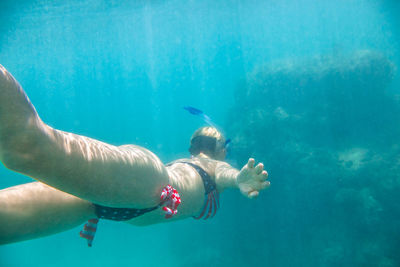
[183,106,231,149]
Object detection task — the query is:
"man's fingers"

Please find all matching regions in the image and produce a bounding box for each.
[261,181,270,189]
[255,170,268,182]
[257,170,268,181]
[248,191,259,199]
[247,158,255,168]
[255,163,264,175]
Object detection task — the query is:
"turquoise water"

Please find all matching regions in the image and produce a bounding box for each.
[1,0,399,266]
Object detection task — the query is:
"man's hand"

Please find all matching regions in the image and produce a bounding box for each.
[236,158,270,199]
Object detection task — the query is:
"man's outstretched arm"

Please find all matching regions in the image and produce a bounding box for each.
[215,158,270,198]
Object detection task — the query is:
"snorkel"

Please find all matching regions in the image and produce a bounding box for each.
[184,106,231,151]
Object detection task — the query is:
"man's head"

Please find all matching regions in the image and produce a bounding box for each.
[189,126,227,160]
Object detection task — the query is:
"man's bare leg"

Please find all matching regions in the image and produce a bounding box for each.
[0,182,94,245]
[0,65,169,208]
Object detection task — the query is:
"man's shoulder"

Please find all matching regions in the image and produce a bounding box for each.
[166,157,220,173]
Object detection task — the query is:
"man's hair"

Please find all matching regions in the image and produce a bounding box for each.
[189,127,225,158]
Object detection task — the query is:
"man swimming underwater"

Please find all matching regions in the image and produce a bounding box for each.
[0,64,269,246]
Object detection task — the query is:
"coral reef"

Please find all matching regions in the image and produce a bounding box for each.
[226,50,399,266]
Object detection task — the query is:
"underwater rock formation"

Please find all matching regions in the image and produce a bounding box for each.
[230,50,396,157]
[226,50,399,266]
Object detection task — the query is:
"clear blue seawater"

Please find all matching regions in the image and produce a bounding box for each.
[0,0,399,266]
